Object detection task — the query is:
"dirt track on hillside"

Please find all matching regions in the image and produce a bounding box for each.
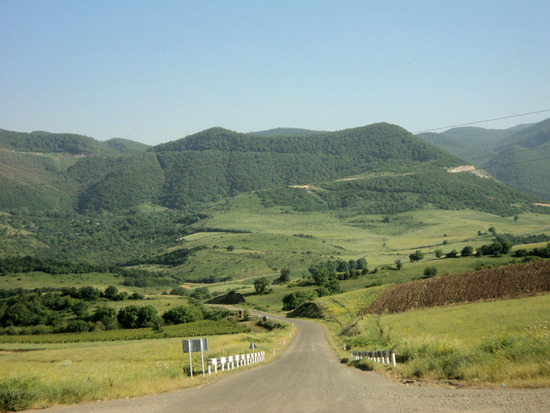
[30,316,550,413]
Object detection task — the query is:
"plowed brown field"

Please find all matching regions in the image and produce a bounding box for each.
[365,260,550,314]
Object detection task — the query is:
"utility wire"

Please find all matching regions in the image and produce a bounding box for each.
[413,109,550,134]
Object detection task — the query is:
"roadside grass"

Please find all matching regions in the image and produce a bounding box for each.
[0,322,295,411]
[327,294,550,388]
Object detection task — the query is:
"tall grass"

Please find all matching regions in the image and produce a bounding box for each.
[329,294,550,387]
[0,323,295,411]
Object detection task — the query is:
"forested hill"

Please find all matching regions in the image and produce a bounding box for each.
[152,123,460,164]
[149,123,466,209]
[416,118,550,201]
[0,122,544,214]
[0,128,147,156]
[248,127,324,137]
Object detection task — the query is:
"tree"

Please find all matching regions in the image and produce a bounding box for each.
[254,278,271,294]
[282,290,317,311]
[336,260,349,273]
[355,258,367,270]
[394,259,402,270]
[90,305,117,329]
[162,306,203,325]
[434,248,443,258]
[79,286,100,301]
[279,268,291,283]
[461,245,474,257]
[311,267,330,286]
[409,250,424,262]
[117,305,160,329]
[446,249,459,258]
[190,287,212,301]
[422,266,438,278]
[103,285,119,300]
[117,305,140,329]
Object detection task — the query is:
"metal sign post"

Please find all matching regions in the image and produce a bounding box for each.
[183,338,208,379]
[249,342,257,353]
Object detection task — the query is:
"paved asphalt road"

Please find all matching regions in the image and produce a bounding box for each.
[33,316,550,413]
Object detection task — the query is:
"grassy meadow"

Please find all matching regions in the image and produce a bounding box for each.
[325,292,550,388]
[0,321,296,411]
[177,194,550,282]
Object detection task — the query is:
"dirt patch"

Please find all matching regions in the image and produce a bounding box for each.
[534,203,550,207]
[289,184,323,191]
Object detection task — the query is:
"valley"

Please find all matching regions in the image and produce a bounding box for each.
[0,121,549,410]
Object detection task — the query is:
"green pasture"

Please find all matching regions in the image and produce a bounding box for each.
[188,197,550,279]
[0,272,125,291]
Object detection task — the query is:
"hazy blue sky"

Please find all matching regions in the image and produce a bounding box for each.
[1,1,549,145]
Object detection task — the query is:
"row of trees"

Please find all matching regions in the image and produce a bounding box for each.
[0,286,229,333]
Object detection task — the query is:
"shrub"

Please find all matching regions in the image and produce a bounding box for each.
[162,306,204,325]
[422,266,438,279]
[0,376,40,412]
[409,250,424,262]
[282,290,318,311]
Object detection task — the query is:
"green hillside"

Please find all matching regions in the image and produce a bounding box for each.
[0,128,121,156]
[417,127,509,167]
[0,122,548,274]
[417,118,550,201]
[248,127,324,137]
[104,138,150,155]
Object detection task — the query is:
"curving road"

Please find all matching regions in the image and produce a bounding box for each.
[33,317,550,413]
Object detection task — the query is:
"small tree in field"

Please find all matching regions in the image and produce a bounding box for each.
[254,278,271,294]
[279,268,291,283]
[395,259,402,270]
[461,245,474,257]
[409,250,424,262]
[422,266,438,278]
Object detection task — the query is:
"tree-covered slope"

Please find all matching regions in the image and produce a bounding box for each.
[417,127,509,167]
[248,127,324,137]
[0,122,544,214]
[103,138,150,155]
[416,118,550,201]
[257,167,537,217]
[0,129,120,156]
[152,123,464,210]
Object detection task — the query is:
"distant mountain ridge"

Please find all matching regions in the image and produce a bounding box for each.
[0,121,544,214]
[417,118,550,201]
[248,127,324,137]
[0,128,148,156]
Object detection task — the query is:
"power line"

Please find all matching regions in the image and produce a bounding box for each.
[413,109,550,134]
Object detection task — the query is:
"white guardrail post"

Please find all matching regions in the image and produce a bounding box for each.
[205,351,266,375]
[351,350,397,367]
